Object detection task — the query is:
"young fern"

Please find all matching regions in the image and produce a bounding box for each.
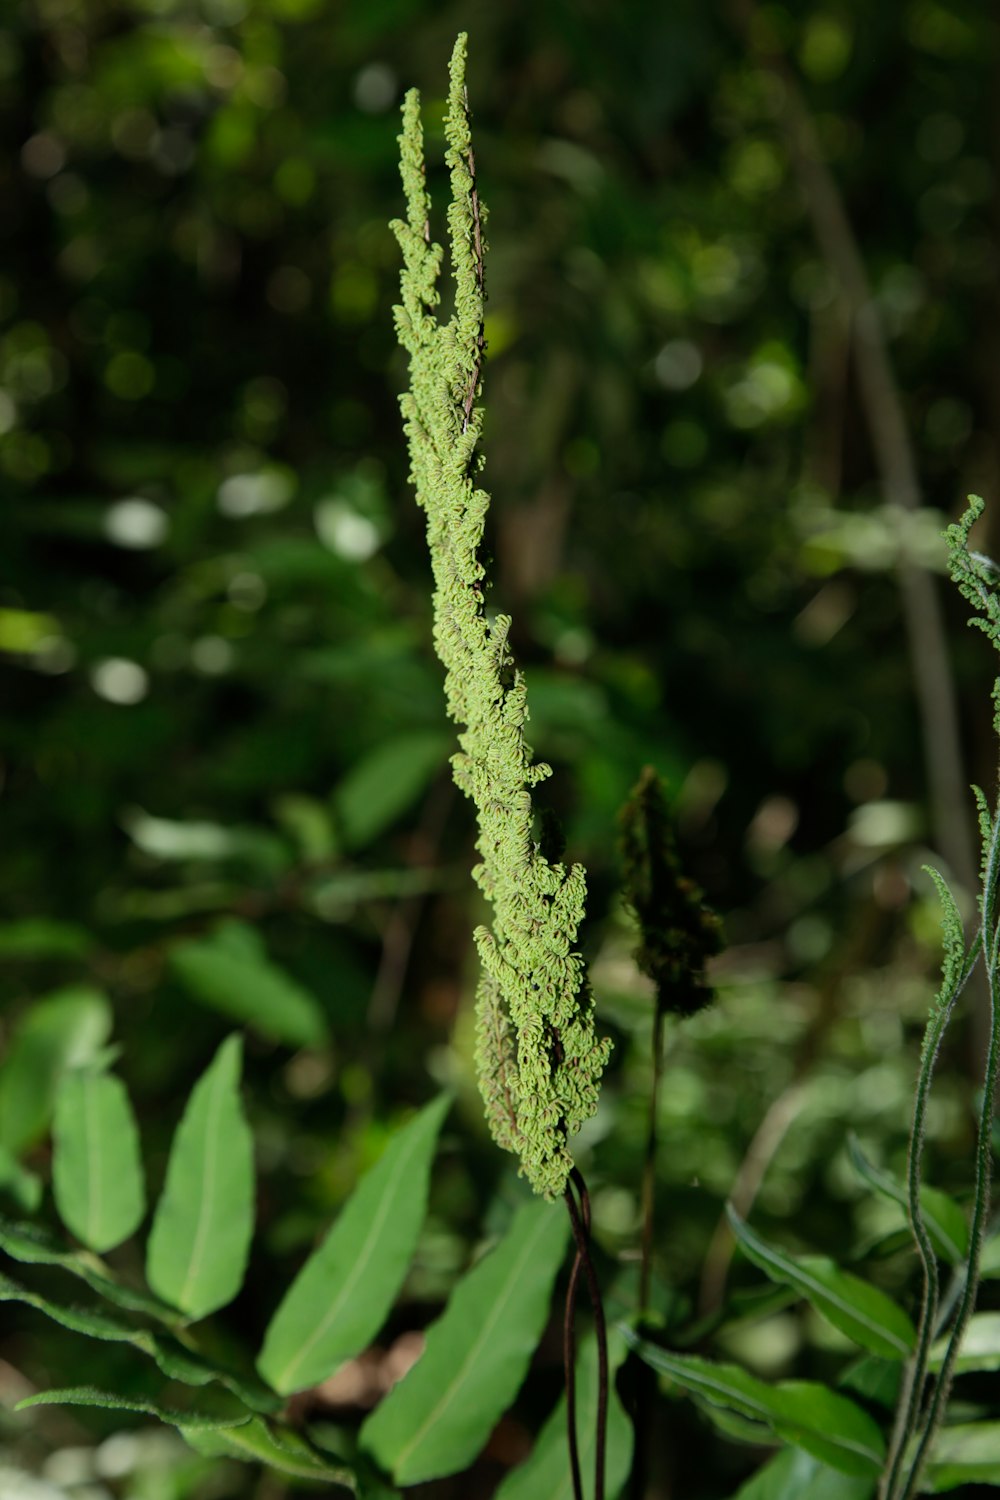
[883,495,1000,1500]
[391,34,611,1200]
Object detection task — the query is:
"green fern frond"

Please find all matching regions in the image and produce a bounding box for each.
[392,35,610,1197]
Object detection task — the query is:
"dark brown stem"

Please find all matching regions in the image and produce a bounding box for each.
[563,1187,587,1500]
[565,1169,608,1500]
[638,1006,664,1313]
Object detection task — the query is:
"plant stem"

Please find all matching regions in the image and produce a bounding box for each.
[638,1006,664,1315]
[565,1169,608,1500]
[898,942,1000,1498]
[563,1180,588,1500]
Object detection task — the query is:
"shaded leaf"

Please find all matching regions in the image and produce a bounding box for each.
[624,1333,885,1477]
[0,1266,141,1343]
[181,1416,357,1489]
[360,1199,568,1485]
[924,1422,1000,1491]
[837,1356,901,1410]
[146,1035,254,1319]
[16,1385,253,1429]
[0,988,112,1155]
[53,1069,145,1252]
[494,1328,633,1500]
[0,1213,176,1320]
[170,925,328,1048]
[847,1136,968,1265]
[728,1208,914,1360]
[0,1147,42,1212]
[729,1446,876,1500]
[258,1093,450,1394]
[332,731,449,851]
[0,920,95,960]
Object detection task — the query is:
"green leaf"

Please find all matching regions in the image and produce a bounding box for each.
[0,1212,177,1321]
[980,1233,1000,1278]
[360,1199,569,1485]
[16,1386,253,1430]
[847,1136,969,1264]
[52,1069,145,1252]
[146,1035,254,1319]
[0,987,112,1154]
[494,1328,633,1500]
[170,924,328,1048]
[181,1416,357,1489]
[729,1446,876,1500]
[727,1208,915,1360]
[929,1312,1000,1374]
[0,1146,42,1211]
[0,919,95,960]
[331,731,449,851]
[924,1422,1000,1491]
[258,1093,450,1394]
[0,1266,142,1343]
[837,1355,901,1410]
[624,1333,885,1478]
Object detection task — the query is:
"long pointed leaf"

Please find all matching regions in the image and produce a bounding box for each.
[0,988,111,1155]
[16,1386,252,1429]
[181,1416,357,1489]
[924,1422,1000,1491]
[624,1332,885,1478]
[170,928,328,1049]
[53,1070,145,1252]
[0,1212,178,1321]
[146,1035,254,1319]
[847,1136,968,1265]
[494,1329,633,1500]
[727,1209,914,1360]
[360,1199,568,1485]
[258,1093,450,1394]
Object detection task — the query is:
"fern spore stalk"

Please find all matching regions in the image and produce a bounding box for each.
[391,34,611,1200]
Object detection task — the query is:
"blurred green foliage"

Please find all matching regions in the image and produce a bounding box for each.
[1,1,999,1496]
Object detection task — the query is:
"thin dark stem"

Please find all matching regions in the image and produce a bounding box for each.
[563,1193,585,1500]
[566,1168,608,1500]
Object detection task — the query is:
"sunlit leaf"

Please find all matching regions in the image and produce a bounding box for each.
[929,1312,1000,1374]
[52,1069,145,1252]
[728,1208,914,1360]
[923,1422,1000,1491]
[146,1035,254,1319]
[624,1333,885,1477]
[258,1093,450,1394]
[0,1147,41,1212]
[0,988,112,1155]
[360,1199,568,1484]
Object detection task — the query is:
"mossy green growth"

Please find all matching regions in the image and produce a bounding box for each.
[390,34,611,1198]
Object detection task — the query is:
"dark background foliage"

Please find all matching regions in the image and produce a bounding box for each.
[2,1,998,1496]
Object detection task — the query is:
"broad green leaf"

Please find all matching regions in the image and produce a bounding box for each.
[837,1356,901,1409]
[332,731,449,851]
[146,1035,254,1319]
[0,1146,41,1211]
[923,1422,1000,1491]
[52,1070,145,1252]
[0,988,112,1154]
[624,1333,885,1478]
[170,925,328,1048]
[847,1137,968,1265]
[258,1093,450,1394]
[181,1416,357,1489]
[929,1312,1000,1374]
[730,1446,876,1500]
[0,919,94,960]
[360,1199,568,1484]
[0,1213,177,1321]
[16,1386,252,1430]
[728,1209,914,1360]
[494,1329,633,1500]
